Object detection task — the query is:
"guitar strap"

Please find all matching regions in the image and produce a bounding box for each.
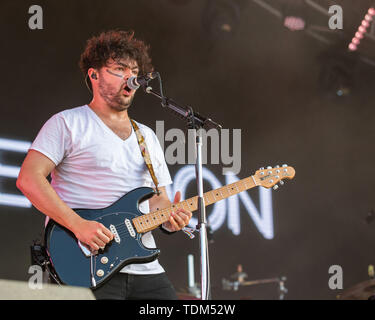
[130,119,196,239]
[130,119,161,195]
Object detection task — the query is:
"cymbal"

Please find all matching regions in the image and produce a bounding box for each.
[339,279,375,300]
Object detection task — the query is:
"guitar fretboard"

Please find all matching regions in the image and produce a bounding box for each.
[132,175,257,234]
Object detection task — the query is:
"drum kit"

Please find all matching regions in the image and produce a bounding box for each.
[336,264,375,300]
[177,260,288,300]
[177,260,375,299]
[338,279,375,300]
[221,264,288,300]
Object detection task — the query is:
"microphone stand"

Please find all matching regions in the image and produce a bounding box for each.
[143,84,221,301]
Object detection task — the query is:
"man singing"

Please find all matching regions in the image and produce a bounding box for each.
[17,30,192,300]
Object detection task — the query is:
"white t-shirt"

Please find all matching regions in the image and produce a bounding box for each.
[30,105,173,275]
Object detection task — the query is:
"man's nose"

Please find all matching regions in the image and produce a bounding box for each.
[123,69,137,81]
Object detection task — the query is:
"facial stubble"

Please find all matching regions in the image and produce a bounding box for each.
[98,77,134,112]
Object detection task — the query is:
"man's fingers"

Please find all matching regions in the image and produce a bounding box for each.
[175,209,191,223]
[93,236,106,248]
[99,224,114,241]
[169,215,180,231]
[171,211,188,228]
[97,229,112,244]
[89,241,100,252]
[173,191,181,203]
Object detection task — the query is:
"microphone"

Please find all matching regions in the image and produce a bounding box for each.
[127,72,158,90]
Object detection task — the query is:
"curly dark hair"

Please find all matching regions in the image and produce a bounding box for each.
[79,30,153,90]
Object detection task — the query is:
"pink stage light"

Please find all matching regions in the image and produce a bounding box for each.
[284,16,305,31]
[348,43,357,51]
[358,26,366,33]
[352,37,360,45]
[362,20,370,28]
[349,7,375,51]
[355,32,364,39]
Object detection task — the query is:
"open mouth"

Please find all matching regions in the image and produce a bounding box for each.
[123,85,132,96]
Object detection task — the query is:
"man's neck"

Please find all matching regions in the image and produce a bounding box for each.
[88,99,130,123]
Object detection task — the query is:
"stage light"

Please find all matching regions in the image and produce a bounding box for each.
[355,32,364,39]
[284,16,305,31]
[202,0,242,41]
[362,20,370,28]
[348,7,375,52]
[348,43,357,51]
[365,14,373,22]
[279,1,307,32]
[318,49,358,98]
[352,37,360,45]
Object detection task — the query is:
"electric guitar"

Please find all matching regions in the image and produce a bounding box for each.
[45,165,295,288]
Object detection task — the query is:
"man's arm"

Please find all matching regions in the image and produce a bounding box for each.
[16,150,113,251]
[149,187,192,232]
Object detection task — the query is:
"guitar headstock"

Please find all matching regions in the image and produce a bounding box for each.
[253,165,295,189]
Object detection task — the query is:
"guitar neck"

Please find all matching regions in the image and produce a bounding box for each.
[132,175,258,234]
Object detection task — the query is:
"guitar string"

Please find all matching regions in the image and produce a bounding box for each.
[107,197,202,229]
[98,183,250,238]
[93,179,251,228]
[112,225,159,239]
[115,222,165,236]
[110,215,168,231]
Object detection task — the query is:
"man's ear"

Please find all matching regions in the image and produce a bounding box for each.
[88,68,98,80]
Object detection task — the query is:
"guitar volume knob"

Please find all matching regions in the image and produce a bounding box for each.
[96,269,104,277]
[101,257,108,264]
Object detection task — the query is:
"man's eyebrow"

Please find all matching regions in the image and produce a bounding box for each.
[116,62,139,70]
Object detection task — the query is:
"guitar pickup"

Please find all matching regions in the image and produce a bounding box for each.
[110,224,121,243]
[125,219,136,238]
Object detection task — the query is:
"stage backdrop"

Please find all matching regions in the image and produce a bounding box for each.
[1,0,374,299]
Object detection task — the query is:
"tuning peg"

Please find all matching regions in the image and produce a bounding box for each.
[279,180,284,186]
[273,185,279,190]
[267,166,272,169]
[282,164,288,167]
[260,167,264,170]
[275,165,280,168]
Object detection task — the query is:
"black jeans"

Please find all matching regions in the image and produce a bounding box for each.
[92,272,178,300]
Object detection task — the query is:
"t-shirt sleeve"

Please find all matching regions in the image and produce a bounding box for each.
[30,113,70,166]
[149,130,173,188]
